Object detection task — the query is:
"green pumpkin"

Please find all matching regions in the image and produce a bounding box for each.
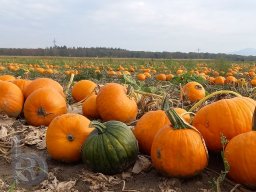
[81,120,139,175]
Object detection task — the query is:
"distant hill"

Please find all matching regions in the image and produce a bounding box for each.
[230,48,256,56]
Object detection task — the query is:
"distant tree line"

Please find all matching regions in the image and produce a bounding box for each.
[0,46,255,61]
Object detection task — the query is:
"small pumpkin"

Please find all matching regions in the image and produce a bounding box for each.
[24,78,64,98]
[174,107,191,123]
[71,80,97,102]
[96,83,138,123]
[0,81,24,117]
[46,113,93,162]
[24,88,67,126]
[151,108,208,177]
[137,73,146,81]
[193,96,256,151]
[133,110,170,155]
[81,120,139,175]
[82,95,99,119]
[156,74,166,81]
[182,81,205,102]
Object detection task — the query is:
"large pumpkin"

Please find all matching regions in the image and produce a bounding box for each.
[224,131,256,188]
[133,110,170,155]
[96,83,138,123]
[151,108,208,177]
[71,80,97,102]
[81,120,139,175]
[0,81,24,117]
[24,88,67,126]
[46,113,93,162]
[192,97,256,151]
[182,81,205,102]
[24,78,64,98]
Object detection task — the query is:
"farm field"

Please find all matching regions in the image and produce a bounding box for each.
[0,56,256,192]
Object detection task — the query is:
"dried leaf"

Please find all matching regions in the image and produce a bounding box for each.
[56,180,76,192]
[0,126,8,139]
[132,155,151,174]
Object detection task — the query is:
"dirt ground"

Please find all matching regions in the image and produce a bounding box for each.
[0,116,254,192]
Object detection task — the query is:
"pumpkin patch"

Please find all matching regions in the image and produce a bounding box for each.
[1,57,256,191]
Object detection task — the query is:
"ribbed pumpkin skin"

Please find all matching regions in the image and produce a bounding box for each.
[133,110,170,155]
[224,131,256,188]
[0,75,16,81]
[96,83,138,123]
[24,88,67,126]
[81,121,139,175]
[193,97,256,151]
[0,81,24,117]
[12,79,32,95]
[151,127,208,177]
[46,113,93,162]
[24,78,64,98]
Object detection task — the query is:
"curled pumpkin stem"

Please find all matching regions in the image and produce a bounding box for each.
[64,73,75,96]
[189,90,242,112]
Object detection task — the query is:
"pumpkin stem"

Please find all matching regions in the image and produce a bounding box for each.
[189,90,242,112]
[162,95,170,111]
[64,73,75,96]
[67,134,74,142]
[165,108,193,130]
[37,106,48,117]
[90,121,106,134]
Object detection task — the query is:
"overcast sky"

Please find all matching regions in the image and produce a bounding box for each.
[0,0,256,53]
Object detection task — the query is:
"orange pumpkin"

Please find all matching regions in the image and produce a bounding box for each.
[137,73,146,81]
[96,83,138,123]
[225,76,237,85]
[151,109,208,177]
[0,75,16,81]
[12,79,32,95]
[183,81,205,102]
[193,97,256,151]
[156,74,166,81]
[166,74,174,81]
[24,78,64,98]
[71,80,97,102]
[174,107,191,123]
[82,95,99,119]
[224,131,256,188]
[46,113,94,162]
[214,76,225,85]
[0,81,24,117]
[133,110,170,155]
[24,88,67,126]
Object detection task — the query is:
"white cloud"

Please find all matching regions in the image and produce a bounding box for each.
[0,0,256,52]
